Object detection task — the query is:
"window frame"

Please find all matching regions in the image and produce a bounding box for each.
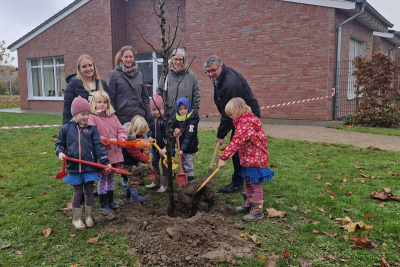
[136,51,163,96]
[26,56,65,100]
[348,37,366,100]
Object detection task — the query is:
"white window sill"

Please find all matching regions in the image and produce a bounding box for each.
[27,97,64,101]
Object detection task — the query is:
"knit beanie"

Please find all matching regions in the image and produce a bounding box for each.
[71,95,91,116]
[150,94,164,110]
[176,97,191,114]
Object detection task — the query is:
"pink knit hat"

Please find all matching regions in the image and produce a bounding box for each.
[150,94,164,110]
[71,95,91,116]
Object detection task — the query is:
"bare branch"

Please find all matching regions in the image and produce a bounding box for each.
[132,21,164,58]
[153,0,161,17]
[166,5,180,51]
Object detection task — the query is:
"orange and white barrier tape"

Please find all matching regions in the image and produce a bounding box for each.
[0,124,62,130]
[1,89,335,129]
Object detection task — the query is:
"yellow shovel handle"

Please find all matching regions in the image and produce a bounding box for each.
[197,168,220,192]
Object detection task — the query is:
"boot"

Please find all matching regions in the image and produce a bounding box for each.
[85,206,94,228]
[145,175,160,189]
[125,186,131,198]
[72,207,86,230]
[130,188,147,203]
[106,191,120,210]
[235,193,253,213]
[98,194,114,214]
[157,175,167,193]
[243,200,264,222]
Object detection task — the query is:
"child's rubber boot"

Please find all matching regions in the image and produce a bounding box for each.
[120,175,128,187]
[106,191,120,210]
[145,175,160,189]
[125,186,131,198]
[85,206,95,228]
[243,200,264,222]
[130,188,147,203]
[157,176,167,193]
[98,194,114,214]
[72,207,86,230]
[235,193,253,213]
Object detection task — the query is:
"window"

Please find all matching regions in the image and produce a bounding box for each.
[348,38,366,100]
[27,56,65,100]
[136,51,169,96]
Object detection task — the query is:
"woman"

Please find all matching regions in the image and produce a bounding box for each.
[62,54,108,125]
[157,48,201,117]
[108,46,151,125]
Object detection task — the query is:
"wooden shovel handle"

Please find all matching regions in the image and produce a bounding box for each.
[208,142,221,173]
[197,168,220,192]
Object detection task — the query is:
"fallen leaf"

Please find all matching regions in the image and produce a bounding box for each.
[343,178,347,183]
[327,255,336,260]
[292,206,298,211]
[318,208,325,213]
[322,231,337,238]
[352,235,373,247]
[364,225,373,231]
[256,255,266,260]
[329,192,334,200]
[303,210,311,214]
[42,228,51,238]
[366,146,381,151]
[87,236,100,244]
[70,234,77,237]
[309,220,320,225]
[316,162,328,165]
[324,183,331,187]
[382,243,388,247]
[1,244,11,249]
[15,251,22,255]
[265,208,286,218]
[318,256,325,261]
[343,235,349,241]
[238,233,261,246]
[354,165,363,169]
[39,152,47,155]
[315,173,322,180]
[336,216,366,232]
[381,258,390,267]
[347,191,352,196]
[266,261,276,267]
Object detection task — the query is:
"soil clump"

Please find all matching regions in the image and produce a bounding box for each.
[95,178,255,266]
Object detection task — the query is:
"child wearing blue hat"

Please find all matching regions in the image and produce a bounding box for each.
[172,97,199,182]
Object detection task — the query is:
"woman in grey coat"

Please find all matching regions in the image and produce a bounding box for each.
[108,46,151,125]
[157,48,201,117]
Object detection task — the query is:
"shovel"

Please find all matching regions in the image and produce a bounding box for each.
[207,142,221,176]
[102,139,150,149]
[63,156,131,175]
[196,154,233,193]
[150,140,178,170]
[175,134,188,187]
[55,150,68,179]
[143,147,156,180]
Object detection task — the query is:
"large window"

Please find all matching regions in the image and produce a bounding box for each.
[348,38,366,100]
[136,51,165,96]
[27,56,65,100]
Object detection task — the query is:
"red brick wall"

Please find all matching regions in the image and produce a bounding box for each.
[17,0,113,111]
[110,0,127,66]
[126,0,186,53]
[186,0,337,120]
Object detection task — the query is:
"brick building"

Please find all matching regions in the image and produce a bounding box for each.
[8,0,400,120]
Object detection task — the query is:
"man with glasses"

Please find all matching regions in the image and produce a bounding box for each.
[204,55,260,193]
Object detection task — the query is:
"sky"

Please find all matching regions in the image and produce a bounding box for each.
[1,0,400,67]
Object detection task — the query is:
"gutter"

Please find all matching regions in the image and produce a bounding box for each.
[389,45,399,58]
[334,0,366,120]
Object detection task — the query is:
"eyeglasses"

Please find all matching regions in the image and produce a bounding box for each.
[173,58,183,62]
[205,65,220,74]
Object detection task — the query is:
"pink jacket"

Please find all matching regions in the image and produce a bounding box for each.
[220,112,269,168]
[88,112,127,164]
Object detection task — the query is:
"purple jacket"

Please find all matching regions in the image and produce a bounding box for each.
[88,112,127,164]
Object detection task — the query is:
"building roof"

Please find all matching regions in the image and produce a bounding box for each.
[7,0,90,52]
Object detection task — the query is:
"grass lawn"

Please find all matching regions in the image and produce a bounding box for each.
[327,125,400,137]
[1,112,400,266]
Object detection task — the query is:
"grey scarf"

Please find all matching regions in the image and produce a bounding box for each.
[120,61,138,77]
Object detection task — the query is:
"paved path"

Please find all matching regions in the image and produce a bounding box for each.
[199,117,400,152]
[2,108,399,152]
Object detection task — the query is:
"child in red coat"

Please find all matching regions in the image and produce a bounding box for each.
[88,91,127,214]
[218,97,274,221]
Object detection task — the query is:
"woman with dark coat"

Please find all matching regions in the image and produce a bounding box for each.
[108,46,151,126]
[62,54,108,125]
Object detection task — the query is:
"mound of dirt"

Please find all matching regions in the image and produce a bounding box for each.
[95,178,255,266]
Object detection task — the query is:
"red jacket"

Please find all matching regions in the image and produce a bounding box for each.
[220,112,269,168]
[126,146,149,163]
[88,112,127,164]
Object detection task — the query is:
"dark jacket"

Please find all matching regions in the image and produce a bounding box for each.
[55,120,110,173]
[62,77,109,125]
[108,64,151,125]
[214,64,260,139]
[147,115,168,155]
[172,111,199,154]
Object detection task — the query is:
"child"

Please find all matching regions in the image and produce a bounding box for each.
[88,91,127,214]
[172,97,199,182]
[146,94,170,193]
[122,115,151,202]
[218,97,274,222]
[55,95,111,230]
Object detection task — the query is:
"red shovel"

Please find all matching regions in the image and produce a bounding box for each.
[63,156,131,175]
[176,134,188,187]
[55,150,68,179]
[143,147,156,180]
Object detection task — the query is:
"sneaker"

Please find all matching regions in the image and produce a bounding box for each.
[218,183,244,194]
